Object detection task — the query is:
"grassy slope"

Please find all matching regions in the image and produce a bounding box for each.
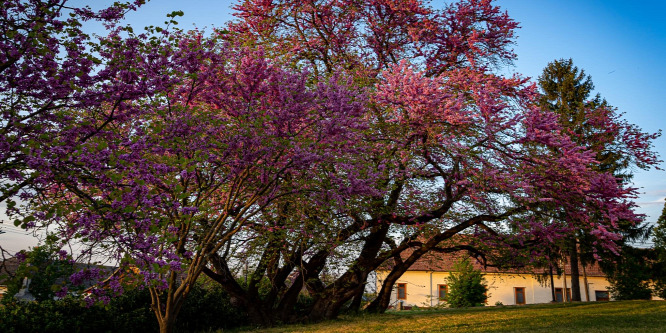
[236,301,666,333]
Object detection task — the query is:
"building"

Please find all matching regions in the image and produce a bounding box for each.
[0,257,21,300]
[376,251,614,308]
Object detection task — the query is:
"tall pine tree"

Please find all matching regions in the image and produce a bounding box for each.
[538,59,656,301]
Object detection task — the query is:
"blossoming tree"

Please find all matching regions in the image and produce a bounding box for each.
[203,0,660,321]
[3,0,660,331]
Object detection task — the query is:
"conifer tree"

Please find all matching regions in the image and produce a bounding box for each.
[539,59,596,302]
[654,200,666,253]
[538,59,659,301]
[446,257,488,308]
[653,200,666,298]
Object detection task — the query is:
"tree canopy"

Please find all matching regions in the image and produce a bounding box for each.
[0,1,661,332]
[536,58,660,301]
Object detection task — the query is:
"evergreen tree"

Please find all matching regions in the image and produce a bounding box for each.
[446,257,488,308]
[654,200,666,254]
[600,246,654,300]
[537,59,657,301]
[538,59,596,302]
[653,200,666,298]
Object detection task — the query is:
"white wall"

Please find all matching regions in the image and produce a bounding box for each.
[376,270,615,307]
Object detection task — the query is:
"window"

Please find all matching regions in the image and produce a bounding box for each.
[555,288,572,302]
[438,284,448,301]
[514,287,526,305]
[397,283,407,300]
[595,290,610,302]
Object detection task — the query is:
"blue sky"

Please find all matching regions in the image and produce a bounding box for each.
[2,0,664,251]
[494,0,666,244]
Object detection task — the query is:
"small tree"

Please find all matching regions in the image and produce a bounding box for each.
[446,257,488,308]
[1,240,75,303]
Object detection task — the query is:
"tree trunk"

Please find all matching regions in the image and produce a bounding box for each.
[569,239,582,301]
[348,286,365,313]
[549,264,556,302]
[562,259,569,302]
[306,266,373,321]
[203,260,275,326]
[151,287,184,333]
[157,315,177,333]
[150,276,190,333]
[365,251,418,313]
[308,294,348,322]
[365,279,394,313]
[582,263,590,302]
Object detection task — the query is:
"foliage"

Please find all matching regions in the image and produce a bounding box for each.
[4,1,371,331]
[539,59,659,179]
[600,200,666,301]
[600,246,654,300]
[601,199,666,300]
[536,58,660,301]
[445,257,488,308]
[651,200,666,298]
[1,0,661,330]
[655,201,666,251]
[29,38,369,330]
[0,297,110,333]
[0,0,158,207]
[0,2,195,329]
[0,282,249,333]
[203,0,661,324]
[1,242,75,303]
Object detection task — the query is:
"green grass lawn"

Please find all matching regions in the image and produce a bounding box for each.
[234,300,666,332]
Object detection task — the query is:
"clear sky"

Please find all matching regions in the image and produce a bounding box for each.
[1,0,665,251]
[494,0,666,245]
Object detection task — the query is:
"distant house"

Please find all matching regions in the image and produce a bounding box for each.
[0,257,21,300]
[376,250,618,308]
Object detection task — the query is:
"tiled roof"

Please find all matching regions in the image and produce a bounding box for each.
[0,257,21,285]
[380,248,606,277]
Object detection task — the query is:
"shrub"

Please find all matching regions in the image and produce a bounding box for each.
[600,246,655,300]
[0,282,249,332]
[1,245,76,304]
[446,257,488,308]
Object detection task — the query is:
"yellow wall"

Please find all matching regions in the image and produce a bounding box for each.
[376,270,615,307]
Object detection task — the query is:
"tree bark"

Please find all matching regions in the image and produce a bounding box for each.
[549,264,556,302]
[569,239,582,301]
[307,225,390,320]
[157,316,176,333]
[203,255,275,326]
[348,285,365,313]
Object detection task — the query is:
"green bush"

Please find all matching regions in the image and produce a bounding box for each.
[0,283,249,332]
[446,257,488,308]
[0,297,111,333]
[600,246,655,300]
[1,245,76,304]
[176,283,249,331]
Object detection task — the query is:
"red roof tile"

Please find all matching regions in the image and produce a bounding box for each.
[380,249,606,277]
